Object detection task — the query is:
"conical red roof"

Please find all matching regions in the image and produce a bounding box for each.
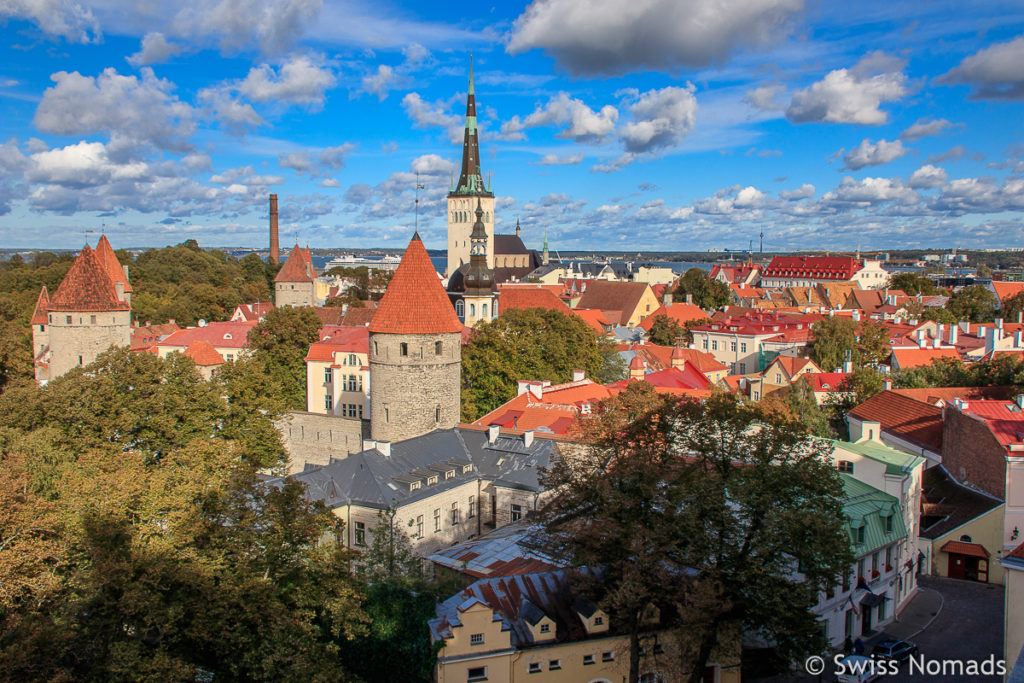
[275,244,317,282]
[369,234,462,334]
[49,245,130,312]
[30,286,50,325]
[94,234,132,293]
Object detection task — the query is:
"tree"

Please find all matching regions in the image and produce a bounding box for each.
[888,272,938,296]
[674,268,732,310]
[1002,291,1024,324]
[856,320,891,367]
[246,306,323,410]
[947,284,998,323]
[461,308,625,421]
[540,385,853,683]
[358,508,423,586]
[773,377,834,438]
[810,317,860,372]
[646,314,684,346]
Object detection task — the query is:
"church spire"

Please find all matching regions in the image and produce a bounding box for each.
[451,55,492,198]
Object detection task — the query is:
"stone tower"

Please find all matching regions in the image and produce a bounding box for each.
[447,56,494,277]
[461,199,498,327]
[274,244,318,307]
[41,243,131,381]
[369,233,463,443]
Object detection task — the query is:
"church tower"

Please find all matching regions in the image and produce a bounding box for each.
[369,233,463,443]
[447,57,494,277]
[460,199,498,327]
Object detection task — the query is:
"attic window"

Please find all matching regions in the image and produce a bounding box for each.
[463,464,473,473]
[445,470,455,479]
[224,333,232,340]
[410,481,421,491]
[540,623,550,633]
[838,461,853,474]
[427,476,438,485]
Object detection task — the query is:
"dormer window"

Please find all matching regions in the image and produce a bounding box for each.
[427,476,438,486]
[463,464,473,473]
[224,333,232,340]
[446,470,455,479]
[838,461,854,474]
[539,624,550,634]
[410,481,421,491]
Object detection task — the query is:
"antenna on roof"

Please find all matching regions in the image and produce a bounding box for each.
[415,172,425,234]
[84,228,95,246]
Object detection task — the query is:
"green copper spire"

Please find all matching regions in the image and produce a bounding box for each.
[450,55,492,198]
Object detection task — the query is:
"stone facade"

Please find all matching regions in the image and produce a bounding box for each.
[44,309,131,379]
[369,331,461,443]
[275,280,317,308]
[447,194,494,275]
[275,411,366,473]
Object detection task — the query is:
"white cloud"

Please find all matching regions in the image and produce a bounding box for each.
[34,67,195,151]
[127,32,184,66]
[278,151,313,174]
[841,138,907,171]
[402,43,429,65]
[319,143,355,169]
[168,0,321,56]
[907,165,948,189]
[787,52,908,125]
[410,153,456,176]
[401,92,462,142]
[197,87,264,134]
[0,0,100,43]
[826,176,918,204]
[535,153,584,166]
[277,144,354,175]
[27,141,149,188]
[235,54,335,105]
[744,83,786,111]
[938,35,1024,99]
[694,184,766,213]
[901,117,955,141]
[520,92,618,142]
[507,0,805,75]
[360,64,395,101]
[619,84,697,154]
[779,183,814,200]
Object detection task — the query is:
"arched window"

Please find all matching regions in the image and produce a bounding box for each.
[348,353,357,366]
[960,534,973,543]
[456,300,465,320]
[469,303,476,318]
[400,342,408,356]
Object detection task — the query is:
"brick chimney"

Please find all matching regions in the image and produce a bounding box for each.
[269,193,280,265]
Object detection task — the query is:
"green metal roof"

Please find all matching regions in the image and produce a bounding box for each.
[840,473,907,555]
[830,438,925,477]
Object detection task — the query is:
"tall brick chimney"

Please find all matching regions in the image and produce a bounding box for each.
[269,193,280,264]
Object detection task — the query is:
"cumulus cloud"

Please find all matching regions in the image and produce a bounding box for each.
[360,64,395,101]
[826,176,918,205]
[235,54,335,105]
[0,0,100,43]
[127,32,184,66]
[515,92,618,142]
[278,151,313,174]
[780,183,814,200]
[907,164,948,189]
[901,117,955,141]
[927,144,984,164]
[168,0,321,56]
[619,84,697,154]
[277,143,355,176]
[931,176,1024,214]
[197,87,264,134]
[319,143,355,169]
[507,0,805,75]
[745,83,786,111]
[694,184,766,214]
[410,153,456,176]
[938,34,1024,99]
[535,153,584,166]
[841,138,907,171]
[401,92,462,142]
[786,52,908,125]
[34,67,195,151]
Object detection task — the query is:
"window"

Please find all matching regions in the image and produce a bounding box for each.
[435,340,442,355]
[348,353,357,366]
[482,303,488,318]
[468,495,475,518]
[511,503,522,522]
[739,362,746,373]
[90,314,96,324]
[583,654,595,665]
[324,368,333,383]
[856,526,865,544]
[872,553,879,573]
[528,663,541,674]
[66,315,73,324]
[456,300,465,319]
[885,514,894,534]
[436,405,442,422]
[346,375,357,391]
[416,515,423,538]
[469,303,476,318]
[741,342,747,352]
[354,522,366,546]
[602,651,615,662]
[427,476,438,486]
[838,461,854,473]
[385,407,389,422]
[470,634,484,646]
[775,373,782,383]
[324,395,333,411]
[753,391,760,400]
[701,339,708,350]
[77,355,83,365]
[594,616,603,625]
[373,341,378,355]
[467,666,487,682]
[445,470,455,479]
[226,354,234,361]
[348,404,358,418]
[400,342,408,356]
[857,558,865,580]
[960,534,973,543]
[451,501,460,525]
[885,546,893,569]
[434,508,441,532]
[730,341,737,352]
[711,340,718,351]
[548,660,561,671]
[539,623,550,633]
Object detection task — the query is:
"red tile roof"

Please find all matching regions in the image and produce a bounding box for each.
[496,285,570,313]
[130,322,181,351]
[157,320,257,350]
[638,302,709,331]
[275,244,317,282]
[768,355,820,377]
[960,399,1024,448]
[94,234,132,293]
[49,245,130,312]
[939,540,989,558]
[805,372,850,393]
[30,286,49,325]
[762,255,862,281]
[305,326,370,362]
[891,347,961,369]
[710,263,759,283]
[183,340,225,366]
[233,302,274,321]
[572,308,613,334]
[891,386,1015,406]
[1007,540,1024,561]
[368,234,462,334]
[847,390,943,451]
[992,281,1024,303]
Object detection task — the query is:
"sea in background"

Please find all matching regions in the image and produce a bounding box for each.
[309,254,713,276]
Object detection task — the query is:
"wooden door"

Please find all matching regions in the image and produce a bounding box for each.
[948,554,966,580]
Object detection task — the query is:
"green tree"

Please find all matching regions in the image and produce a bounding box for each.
[358,508,423,586]
[540,385,853,683]
[646,314,684,346]
[674,268,732,310]
[775,377,834,438]
[461,308,625,420]
[857,319,891,367]
[246,306,323,411]
[888,272,938,296]
[1001,291,1024,324]
[947,284,998,323]
[917,306,957,324]
[810,317,860,372]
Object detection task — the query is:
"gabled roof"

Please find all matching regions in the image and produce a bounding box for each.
[305,326,369,362]
[575,280,651,318]
[767,355,820,378]
[275,244,317,283]
[960,399,1024,449]
[920,465,1003,540]
[233,302,274,321]
[427,522,560,580]
[638,302,708,331]
[847,390,943,451]
[493,234,530,255]
[183,340,225,366]
[891,347,961,369]
[369,235,462,335]
[992,281,1024,303]
[497,285,570,313]
[30,286,49,325]
[314,305,376,327]
[49,245,130,312]
[157,320,257,350]
[804,372,850,393]
[891,386,1015,406]
[130,322,180,351]
[763,255,863,281]
[94,234,132,293]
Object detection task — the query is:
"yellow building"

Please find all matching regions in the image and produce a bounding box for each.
[429,569,741,683]
[304,326,370,418]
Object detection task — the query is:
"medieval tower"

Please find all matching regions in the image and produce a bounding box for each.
[446,57,494,276]
[460,199,498,327]
[274,244,318,307]
[369,233,462,443]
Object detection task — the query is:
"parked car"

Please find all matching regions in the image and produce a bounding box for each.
[872,638,918,663]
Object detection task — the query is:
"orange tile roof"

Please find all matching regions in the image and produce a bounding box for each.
[183,340,225,366]
[575,280,651,317]
[94,234,132,293]
[497,286,570,313]
[992,281,1024,303]
[305,326,369,361]
[130,322,180,351]
[891,347,961,369]
[275,244,317,282]
[158,321,257,350]
[30,286,49,325]
[570,308,612,333]
[368,234,462,334]
[939,540,989,558]
[233,302,274,321]
[638,302,709,331]
[49,245,130,312]
[847,390,943,451]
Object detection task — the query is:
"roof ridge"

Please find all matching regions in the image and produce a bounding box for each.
[49,245,130,312]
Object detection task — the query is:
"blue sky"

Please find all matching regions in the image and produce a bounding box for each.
[0,0,1023,252]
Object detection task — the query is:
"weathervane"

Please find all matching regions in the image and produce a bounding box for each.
[415,172,425,232]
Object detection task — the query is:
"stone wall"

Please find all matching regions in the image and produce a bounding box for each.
[275,281,316,308]
[369,331,461,443]
[275,411,367,474]
[942,406,1007,499]
[46,309,131,380]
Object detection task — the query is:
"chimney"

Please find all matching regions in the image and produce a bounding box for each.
[883,378,893,391]
[949,325,958,344]
[529,383,543,400]
[852,309,861,321]
[122,264,129,280]
[933,336,940,349]
[168,318,176,326]
[985,327,999,354]
[916,330,926,347]
[997,318,1004,330]
[488,424,500,443]
[1015,330,1023,348]
[269,194,280,265]
[685,293,693,305]
[664,292,674,306]
[376,441,391,457]
[523,430,534,448]
[517,380,530,396]
[842,360,853,373]
[959,321,971,333]
[572,369,585,382]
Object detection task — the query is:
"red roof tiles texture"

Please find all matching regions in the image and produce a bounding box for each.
[275,244,317,282]
[848,390,943,451]
[94,234,132,293]
[368,235,462,334]
[30,286,49,325]
[158,321,257,350]
[496,286,570,313]
[49,245,130,312]
[183,340,225,366]
[939,540,989,558]
[763,255,862,281]
[638,302,709,331]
